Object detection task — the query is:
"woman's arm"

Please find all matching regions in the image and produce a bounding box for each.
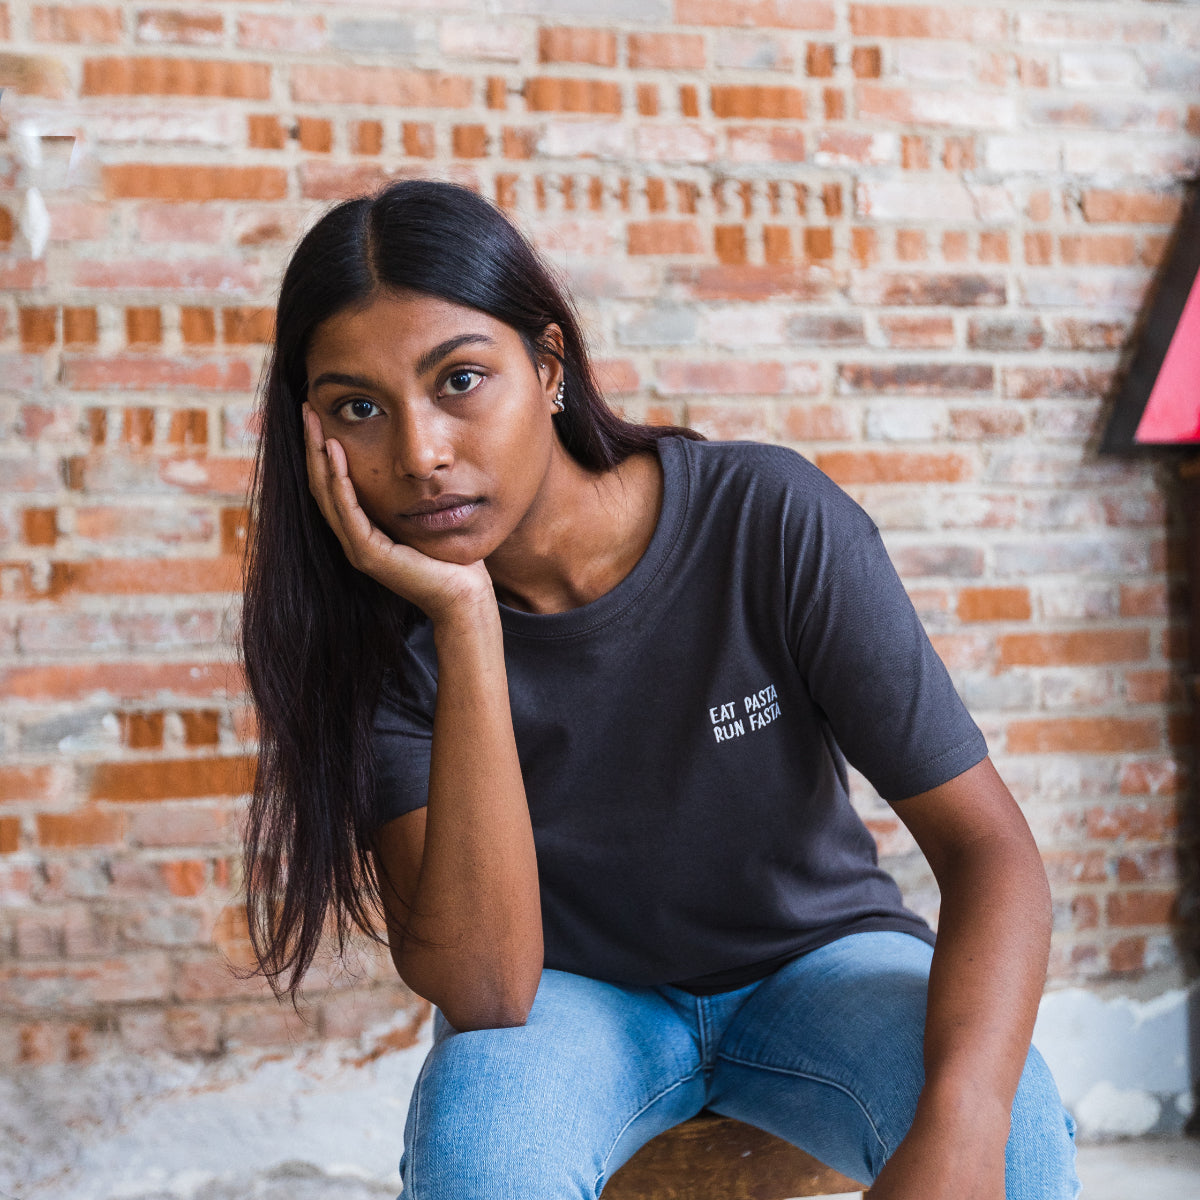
[377,602,543,1032]
[305,405,543,1031]
[868,756,1052,1200]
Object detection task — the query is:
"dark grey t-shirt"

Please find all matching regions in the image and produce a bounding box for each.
[373,437,988,993]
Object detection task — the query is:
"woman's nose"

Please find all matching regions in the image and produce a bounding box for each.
[392,405,453,480]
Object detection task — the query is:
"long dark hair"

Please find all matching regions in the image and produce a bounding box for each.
[241,178,700,1000]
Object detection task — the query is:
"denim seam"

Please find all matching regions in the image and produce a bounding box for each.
[402,1055,427,1200]
[594,1065,706,1197]
[715,1050,891,1160]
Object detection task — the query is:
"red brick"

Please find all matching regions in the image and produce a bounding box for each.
[679,84,701,118]
[538,27,616,65]
[902,133,931,168]
[180,307,216,345]
[135,10,223,45]
[1106,891,1176,927]
[851,45,882,77]
[763,226,793,264]
[22,508,57,546]
[1082,189,1182,224]
[1007,718,1161,754]
[0,818,19,854]
[676,0,835,29]
[222,307,274,344]
[816,450,973,484]
[237,14,325,53]
[19,307,57,350]
[61,355,253,391]
[351,120,384,156]
[1107,937,1144,974]
[712,85,805,119]
[125,307,162,345]
[998,629,1150,667]
[838,362,991,396]
[0,766,58,802]
[628,221,704,256]
[714,225,747,264]
[162,859,207,897]
[299,162,390,202]
[781,404,854,441]
[32,5,121,43]
[635,83,659,116]
[957,587,1032,622]
[850,4,1005,39]
[181,711,220,747]
[979,231,1009,263]
[656,360,787,395]
[1060,234,1137,266]
[82,56,271,98]
[0,207,14,245]
[727,126,807,162]
[247,114,286,150]
[37,808,126,849]
[403,122,436,157]
[524,76,621,114]
[0,661,236,703]
[127,803,230,848]
[668,265,835,302]
[851,272,1005,306]
[104,165,287,202]
[297,117,332,153]
[51,557,241,596]
[1118,761,1181,798]
[88,756,254,803]
[452,124,488,158]
[628,32,705,69]
[685,402,773,442]
[292,65,472,107]
[0,52,71,95]
[878,315,955,349]
[486,76,506,110]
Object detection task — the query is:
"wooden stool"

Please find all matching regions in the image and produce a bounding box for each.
[603,1110,869,1198]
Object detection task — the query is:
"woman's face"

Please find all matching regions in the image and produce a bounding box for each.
[304,289,565,566]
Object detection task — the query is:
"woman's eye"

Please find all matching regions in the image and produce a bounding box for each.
[343,398,380,421]
[443,369,482,396]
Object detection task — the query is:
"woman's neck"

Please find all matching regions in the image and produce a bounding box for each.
[485,449,664,615]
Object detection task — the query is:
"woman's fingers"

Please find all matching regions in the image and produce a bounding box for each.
[323,435,381,565]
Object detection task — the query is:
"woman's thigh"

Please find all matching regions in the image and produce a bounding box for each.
[400,968,707,1200]
[706,931,1079,1199]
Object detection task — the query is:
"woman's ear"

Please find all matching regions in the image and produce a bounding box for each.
[538,323,565,362]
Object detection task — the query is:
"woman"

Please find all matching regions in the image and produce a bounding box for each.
[242,179,1079,1199]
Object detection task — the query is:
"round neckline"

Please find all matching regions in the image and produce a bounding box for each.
[498,436,689,640]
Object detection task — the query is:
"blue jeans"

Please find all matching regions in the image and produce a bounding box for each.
[399,931,1079,1198]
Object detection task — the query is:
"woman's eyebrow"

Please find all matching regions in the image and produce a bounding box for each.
[414,332,498,376]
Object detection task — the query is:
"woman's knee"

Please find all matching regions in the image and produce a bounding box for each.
[400,1025,605,1200]
[1004,1045,1080,1200]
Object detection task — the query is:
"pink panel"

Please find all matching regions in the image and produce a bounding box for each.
[1135,268,1200,443]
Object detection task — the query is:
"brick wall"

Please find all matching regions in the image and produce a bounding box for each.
[1,1,1196,1067]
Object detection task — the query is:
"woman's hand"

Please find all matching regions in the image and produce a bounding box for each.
[302,403,494,626]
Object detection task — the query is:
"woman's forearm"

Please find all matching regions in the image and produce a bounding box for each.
[921,831,1051,1126]
[392,603,543,1031]
[870,759,1052,1200]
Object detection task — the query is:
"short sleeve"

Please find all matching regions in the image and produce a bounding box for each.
[790,526,988,803]
[372,636,437,825]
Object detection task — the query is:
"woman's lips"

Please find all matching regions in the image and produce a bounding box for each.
[396,496,482,533]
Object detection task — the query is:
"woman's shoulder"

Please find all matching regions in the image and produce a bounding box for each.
[670,436,876,537]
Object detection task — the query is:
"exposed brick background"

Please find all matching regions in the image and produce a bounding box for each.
[1,1,1197,1066]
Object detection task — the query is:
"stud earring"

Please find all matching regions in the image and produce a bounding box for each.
[553,379,566,413]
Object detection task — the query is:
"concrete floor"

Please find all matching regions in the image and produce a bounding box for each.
[1,1012,1196,1200]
